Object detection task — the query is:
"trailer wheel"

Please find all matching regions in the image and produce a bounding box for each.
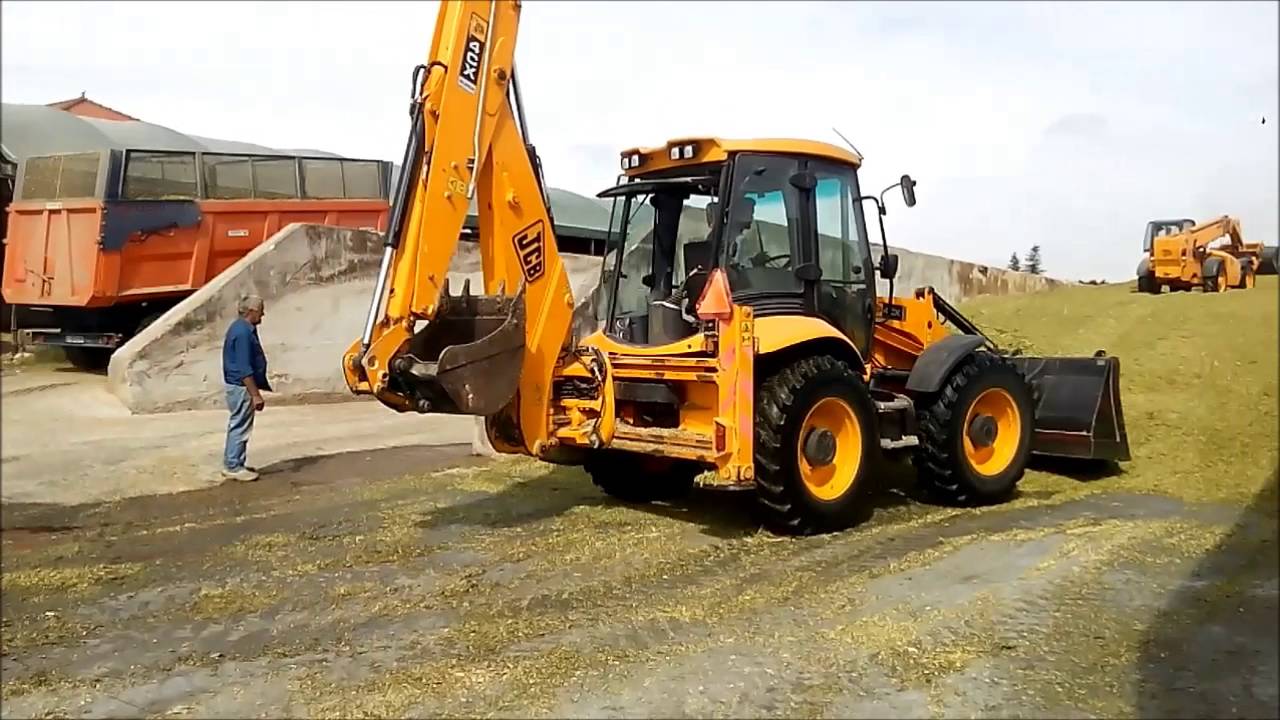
[914,352,1033,506]
[753,355,878,535]
[584,450,700,503]
[136,310,165,334]
[63,346,112,372]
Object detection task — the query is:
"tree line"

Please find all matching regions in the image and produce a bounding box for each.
[1007,245,1043,275]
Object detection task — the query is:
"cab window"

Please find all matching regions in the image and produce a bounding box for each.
[814,171,870,285]
[721,153,803,296]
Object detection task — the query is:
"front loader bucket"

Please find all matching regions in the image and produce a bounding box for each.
[1007,353,1131,462]
[391,279,526,416]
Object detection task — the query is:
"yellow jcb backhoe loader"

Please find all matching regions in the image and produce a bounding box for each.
[1136,215,1263,293]
[344,0,1131,533]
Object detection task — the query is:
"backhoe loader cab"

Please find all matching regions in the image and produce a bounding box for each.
[593,140,885,356]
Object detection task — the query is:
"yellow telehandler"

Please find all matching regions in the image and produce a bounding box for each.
[344,0,1130,533]
[1136,215,1263,293]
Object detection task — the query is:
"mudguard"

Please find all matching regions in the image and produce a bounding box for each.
[904,335,987,394]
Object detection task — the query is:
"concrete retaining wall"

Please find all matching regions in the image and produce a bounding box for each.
[870,245,1064,299]
[107,223,602,414]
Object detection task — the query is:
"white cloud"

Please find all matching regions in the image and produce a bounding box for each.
[3,0,1275,281]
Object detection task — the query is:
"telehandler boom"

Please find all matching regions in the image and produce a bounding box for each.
[1136,215,1263,293]
[345,0,1131,533]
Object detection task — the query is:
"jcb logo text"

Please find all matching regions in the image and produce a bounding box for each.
[513,221,546,283]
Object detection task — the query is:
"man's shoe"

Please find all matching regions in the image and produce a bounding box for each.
[221,467,260,482]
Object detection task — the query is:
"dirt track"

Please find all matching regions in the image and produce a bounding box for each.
[2,281,1278,718]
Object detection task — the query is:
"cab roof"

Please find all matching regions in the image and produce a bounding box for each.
[618,136,862,178]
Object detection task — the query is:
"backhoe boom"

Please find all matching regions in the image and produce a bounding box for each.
[343,0,573,455]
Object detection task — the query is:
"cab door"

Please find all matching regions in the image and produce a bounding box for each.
[805,160,875,358]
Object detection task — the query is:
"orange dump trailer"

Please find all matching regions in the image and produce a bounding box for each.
[2,149,391,368]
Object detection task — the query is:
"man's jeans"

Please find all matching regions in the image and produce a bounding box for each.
[224,384,256,471]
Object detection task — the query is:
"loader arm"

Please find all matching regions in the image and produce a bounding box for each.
[343,0,574,455]
[1182,215,1246,253]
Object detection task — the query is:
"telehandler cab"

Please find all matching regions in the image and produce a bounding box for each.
[344,0,1130,533]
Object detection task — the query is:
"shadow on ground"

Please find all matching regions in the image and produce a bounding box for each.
[1029,454,1125,481]
[413,455,926,540]
[1135,466,1279,718]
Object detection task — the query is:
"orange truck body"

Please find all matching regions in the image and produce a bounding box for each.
[1,148,391,359]
[3,198,387,309]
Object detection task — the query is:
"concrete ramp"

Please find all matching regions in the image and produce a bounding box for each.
[108,223,602,414]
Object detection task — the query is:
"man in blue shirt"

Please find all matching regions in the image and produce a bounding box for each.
[221,295,272,482]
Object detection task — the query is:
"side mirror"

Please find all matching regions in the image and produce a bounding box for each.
[879,252,900,280]
[900,174,917,207]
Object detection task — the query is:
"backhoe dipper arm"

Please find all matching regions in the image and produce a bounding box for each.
[343,0,574,455]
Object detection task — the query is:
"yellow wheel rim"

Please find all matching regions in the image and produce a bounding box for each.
[1247,272,1256,289]
[1217,273,1228,292]
[796,397,862,501]
[962,388,1022,477]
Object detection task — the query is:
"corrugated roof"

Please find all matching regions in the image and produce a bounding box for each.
[1,100,611,237]
[388,161,614,238]
[0,103,326,161]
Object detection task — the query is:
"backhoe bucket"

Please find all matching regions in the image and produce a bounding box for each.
[1007,353,1131,462]
[392,279,526,416]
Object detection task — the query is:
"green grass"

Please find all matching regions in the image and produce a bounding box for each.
[961,276,1279,507]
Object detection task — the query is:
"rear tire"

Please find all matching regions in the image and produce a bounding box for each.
[1137,274,1159,294]
[1237,260,1256,289]
[584,450,700,503]
[913,352,1034,506]
[753,355,878,535]
[63,346,112,372]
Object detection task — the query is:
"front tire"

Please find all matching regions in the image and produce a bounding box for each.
[1137,274,1159,294]
[914,352,1034,505]
[1202,258,1227,293]
[753,355,878,535]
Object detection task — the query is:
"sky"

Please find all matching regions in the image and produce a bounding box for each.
[3,0,1276,281]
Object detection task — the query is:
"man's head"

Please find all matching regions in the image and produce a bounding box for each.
[238,295,265,326]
